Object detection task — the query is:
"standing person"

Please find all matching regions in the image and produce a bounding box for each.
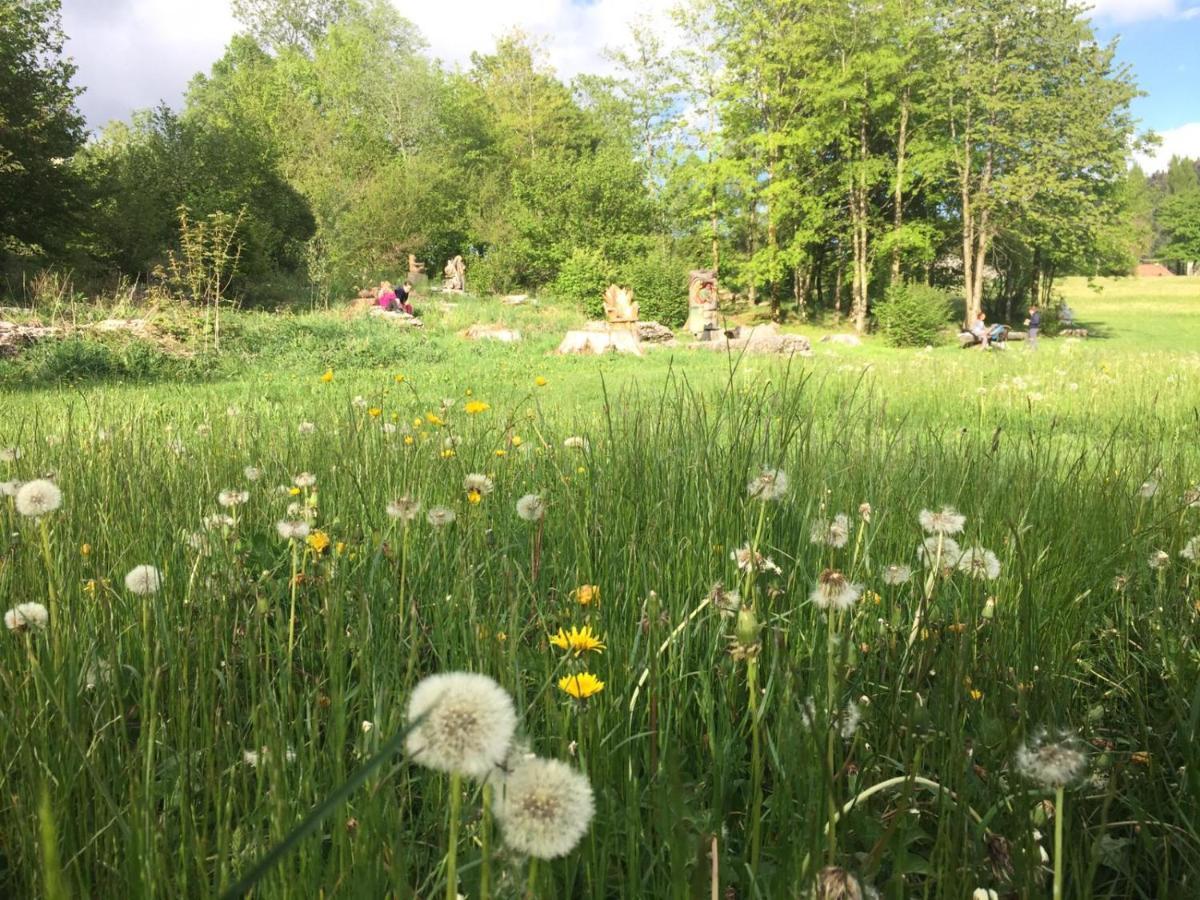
[1026,305,1041,350]
[970,311,990,349]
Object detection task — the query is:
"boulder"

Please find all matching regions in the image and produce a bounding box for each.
[692,323,811,356]
[501,294,530,305]
[820,333,863,346]
[0,320,58,357]
[557,326,642,356]
[368,308,423,327]
[637,321,676,344]
[462,324,521,343]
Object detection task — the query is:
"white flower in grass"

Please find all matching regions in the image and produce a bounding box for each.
[243,747,297,768]
[352,395,368,409]
[495,756,595,859]
[1148,549,1170,570]
[972,890,999,900]
[293,472,317,488]
[1182,537,1199,562]
[298,421,316,435]
[809,569,863,612]
[5,602,49,632]
[276,520,310,541]
[746,468,789,502]
[1,479,23,497]
[563,436,589,451]
[203,513,235,530]
[463,473,494,495]
[361,720,374,734]
[0,447,20,462]
[881,564,912,586]
[243,466,262,482]
[810,513,852,549]
[444,435,462,449]
[1015,730,1087,789]
[919,506,966,535]
[731,544,782,575]
[185,531,209,553]
[226,405,240,418]
[858,502,872,523]
[387,496,422,521]
[405,672,517,779]
[957,547,1001,581]
[286,501,303,517]
[839,701,863,739]
[382,422,397,434]
[917,536,962,568]
[124,565,162,596]
[218,489,250,508]
[1138,480,1158,499]
[15,479,61,517]
[516,494,546,522]
[426,506,456,528]
[195,423,211,437]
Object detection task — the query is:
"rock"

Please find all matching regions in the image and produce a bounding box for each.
[557,326,642,356]
[368,308,423,327]
[637,321,675,344]
[501,294,530,305]
[0,320,58,356]
[691,323,811,356]
[820,333,863,346]
[1061,328,1089,338]
[91,318,149,334]
[462,324,521,343]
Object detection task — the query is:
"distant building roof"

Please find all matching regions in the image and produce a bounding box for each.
[1135,262,1174,277]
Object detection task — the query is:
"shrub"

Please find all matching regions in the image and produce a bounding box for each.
[874,282,954,347]
[552,248,613,314]
[619,251,687,328]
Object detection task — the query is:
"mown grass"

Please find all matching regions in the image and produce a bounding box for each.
[0,278,1199,898]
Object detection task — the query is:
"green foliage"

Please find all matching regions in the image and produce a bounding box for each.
[619,249,687,327]
[873,281,953,347]
[1158,189,1200,265]
[552,248,613,312]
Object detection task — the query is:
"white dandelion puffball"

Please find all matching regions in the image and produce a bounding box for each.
[405,672,517,779]
[15,479,62,518]
[382,422,397,434]
[218,489,250,508]
[1182,537,1199,562]
[243,466,262,481]
[972,890,999,900]
[810,513,851,548]
[1,479,23,497]
[0,446,20,463]
[496,756,595,859]
[516,494,546,522]
[444,435,462,449]
[463,473,494,495]
[918,536,962,568]
[298,421,316,435]
[124,565,162,596]
[858,501,872,523]
[918,506,966,536]
[426,506,456,528]
[202,513,235,530]
[563,436,589,451]
[747,468,789,501]
[226,405,240,418]
[352,395,368,409]
[5,602,49,632]
[387,496,422,521]
[957,547,1001,580]
[293,472,317,488]
[731,544,782,575]
[809,570,863,612]
[1138,480,1158,499]
[1015,731,1087,789]
[881,564,912,586]
[195,423,211,437]
[1148,549,1170,570]
[276,520,311,541]
[839,700,863,739]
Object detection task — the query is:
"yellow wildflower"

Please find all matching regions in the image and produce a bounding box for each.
[404,435,415,446]
[441,448,456,459]
[306,530,331,555]
[368,407,382,418]
[394,374,405,384]
[511,435,523,448]
[464,400,490,415]
[465,388,473,396]
[425,412,445,427]
[576,466,586,475]
[496,631,507,643]
[571,584,600,606]
[335,541,346,556]
[466,488,482,504]
[535,376,548,387]
[558,672,605,700]
[494,449,507,457]
[969,689,983,701]
[289,487,302,496]
[320,369,334,383]
[81,543,92,557]
[549,625,606,655]
[412,417,423,428]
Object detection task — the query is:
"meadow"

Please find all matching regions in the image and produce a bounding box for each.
[2,277,1199,899]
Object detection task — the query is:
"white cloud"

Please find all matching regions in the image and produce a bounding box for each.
[1134,122,1200,172]
[61,0,676,130]
[1085,0,1199,22]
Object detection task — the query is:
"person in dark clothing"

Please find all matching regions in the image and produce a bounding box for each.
[395,281,415,315]
[1026,305,1041,350]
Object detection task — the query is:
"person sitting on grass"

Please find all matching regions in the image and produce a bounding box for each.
[377,280,397,311]
[395,281,415,315]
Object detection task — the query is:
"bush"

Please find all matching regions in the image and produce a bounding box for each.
[552,248,612,314]
[874,282,954,347]
[619,250,687,328]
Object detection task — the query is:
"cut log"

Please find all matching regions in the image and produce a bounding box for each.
[556,327,642,356]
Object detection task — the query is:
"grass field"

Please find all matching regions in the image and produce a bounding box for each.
[1,276,1199,898]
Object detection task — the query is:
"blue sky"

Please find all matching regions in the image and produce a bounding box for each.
[61,0,1200,171]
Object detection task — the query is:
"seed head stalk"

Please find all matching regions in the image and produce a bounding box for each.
[37,518,59,659]
[748,654,763,874]
[480,782,493,900]
[1054,784,1066,900]
[445,772,462,900]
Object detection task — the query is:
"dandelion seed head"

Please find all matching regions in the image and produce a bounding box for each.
[747,467,789,501]
[124,565,162,596]
[496,756,595,859]
[1015,730,1087,789]
[405,672,516,779]
[858,502,872,523]
[1182,536,1199,562]
[917,536,962,568]
[298,422,316,435]
[810,569,863,612]
[516,493,546,521]
[957,547,1001,580]
[815,866,865,900]
[811,513,852,548]
[293,472,317,488]
[881,563,912,586]
[218,489,250,508]
[0,447,20,463]
[203,513,235,530]
[919,506,966,536]
[840,701,863,739]
[1139,480,1158,499]
[426,506,456,527]
[0,479,23,497]
[463,473,494,495]
[731,544,782,575]
[276,520,311,541]
[1148,549,1169,570]
[5,602,49,632]
[386,495,422,521]
[15,479,61,517]
[243,466,262,481]
[563,436,589,451]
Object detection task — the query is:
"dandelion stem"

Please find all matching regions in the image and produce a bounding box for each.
[287,539,299,671]
[37,518,58,658]
[825,611,840,863]
[446,772,462,900]
[526,857,539,899]
[748,655,763,875]
[1054,785,1066,900]
[480,782,493,900]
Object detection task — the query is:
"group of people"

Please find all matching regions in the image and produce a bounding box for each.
[377,280,415,315]
[970,305,1041,350]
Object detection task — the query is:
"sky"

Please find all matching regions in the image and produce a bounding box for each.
[61,0,1200,172]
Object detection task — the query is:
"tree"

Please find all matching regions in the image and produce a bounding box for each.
[0,0,84,257]
[231,0,350,53]
[1159,189,1200,270]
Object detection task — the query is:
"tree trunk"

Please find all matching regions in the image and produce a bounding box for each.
[833,253,845,323]
[890,86,910,285]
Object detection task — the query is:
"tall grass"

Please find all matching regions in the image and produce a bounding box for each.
[1,342,1199,898]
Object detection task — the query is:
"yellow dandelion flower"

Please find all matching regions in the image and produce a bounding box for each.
[465,388,473,396]
[558,672,605,700]
[466,488,482,504]
[425,413,445,427]
[404,435,415,446]
[571,584,600,606]
[495,449,507,457]
[395,374,405,384]
[464,400,490,415]
[289,487,302,496]
[535,376,548,387]
[335,541,346,556]
[442,448,457,459]
[576,466,586,475]
[306,530,331,555]
[81,543,92,557]
[412,417,423,428]
[84,579,97,595]
[511,435,523,448]
[969,689,983,701]
[368,407,382,418]
[320,369,334,383]
[549,625,606,655]
[496,631,507,642]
